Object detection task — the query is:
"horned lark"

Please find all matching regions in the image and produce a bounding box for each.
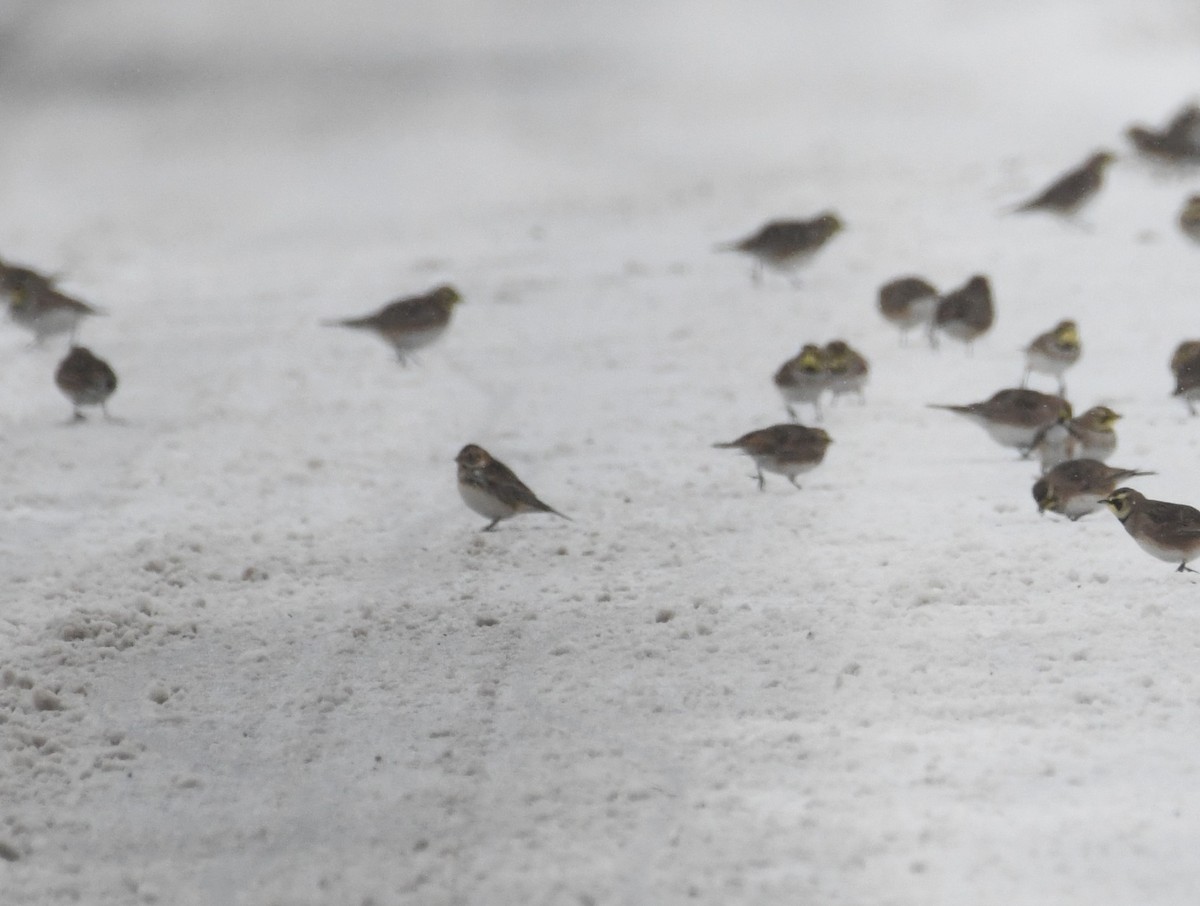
[1033,459,1152,521]
[713,424,832,491]
[1170,340,1200,414]
[1029,404,1118,472]
[1126,105,1200,164]
[1011,151,1115,217]
[324,284,462,364]
[719,213,843,282]
[455,444,568,532]
[929,387,1069,452]
[823,340,869,403]
[773,343,826,421]
[1179,195,1200,243]
[54,346,117,421]
[1101,487,1200,572]
[1,264,100,344]
[878,276,938,344]
[1022,319,1080,395]
[932,275,994,350]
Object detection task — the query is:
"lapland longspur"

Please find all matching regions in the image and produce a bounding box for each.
[1023,319,1080,395]
[930,388,1069,453]
[713,424,832,491]
[455,444,568,532]
[1012,151,1115,217]
[1101,487,1200,573]
[325,284,462,364]
[1033,459,1152,521]
[720,213,843,283]
[55,346,117,421]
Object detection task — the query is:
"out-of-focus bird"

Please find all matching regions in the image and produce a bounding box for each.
[929,388,1069,453]
[1022,319,1080,395]
[823,339,869,403]
[1126,105,1200,164]
[1101,487,1200,572]
[1178,195,1200,243]
[454,444,568,532]
[877,276,939,345]
[773,343,827,421]
[1033,459,1153,521]
[1029,404,1120,473]
[718,213,843,283]
[932,275,994,351]
[324,284,462,364]
[1170,340,1200,414]
[55,346,117,421]
[0,262,100,344]
[1011,151,1115,217]
[713,423,832,491]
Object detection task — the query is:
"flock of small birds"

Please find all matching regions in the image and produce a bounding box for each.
[6,103,1200,571]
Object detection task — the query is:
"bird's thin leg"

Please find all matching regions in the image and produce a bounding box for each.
[785,404,798,422]
[927,327,939,351]
[1020,367,1030,388]
[1177,562,1197,573]
[787,476,802,490]
[481,519,501,532]
[754,466,765,491]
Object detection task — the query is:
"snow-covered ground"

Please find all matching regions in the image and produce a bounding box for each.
[2,1,1200,903]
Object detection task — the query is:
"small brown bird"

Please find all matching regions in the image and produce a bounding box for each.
[55,346,117,421]
[823,339,869,403]
[877,276,939,344]
[455,444,568,532]
[1,263,100,344]
[1179,195,1200,243]
[1170,340,1200,414]
[929,388,1069,453]
[1033,459,1153,521]
[1022,319,1080,394]
[713,424,832,491]
[932,275,994,350]
[1101,487,1200,572]
[720,213,843,283]
[1012,151,1115,217]
[324,284,462,364]
[773,343,827,421]
[1126,105,1200,164]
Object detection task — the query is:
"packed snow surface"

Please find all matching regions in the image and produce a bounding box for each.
[2,1,1200,903]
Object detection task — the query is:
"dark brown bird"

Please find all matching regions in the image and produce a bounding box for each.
[877,276,938,344]
[932,275,994,350]
[55,346,117,421]
[719,213,843,283]
[929,388,1069,453]
[713,424,833,491]
[324,284,462,364]
[1170,340,1200,414]
[1,262,100,344]
[1126,105,1200,164]
[1012,151,1115,216]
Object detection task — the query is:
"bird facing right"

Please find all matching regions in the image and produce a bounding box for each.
[1033,459,1153,521]
[713,423,832,491]
[1101,487,1200,573]
[324,284,462,364]
[455,444,568,532]
[1012,151,1115,217]
[719,213,843,283]
[1,262,100,344]
[55,346,118,421]
[1022,319,1080,394]
[929,387,1069,453]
